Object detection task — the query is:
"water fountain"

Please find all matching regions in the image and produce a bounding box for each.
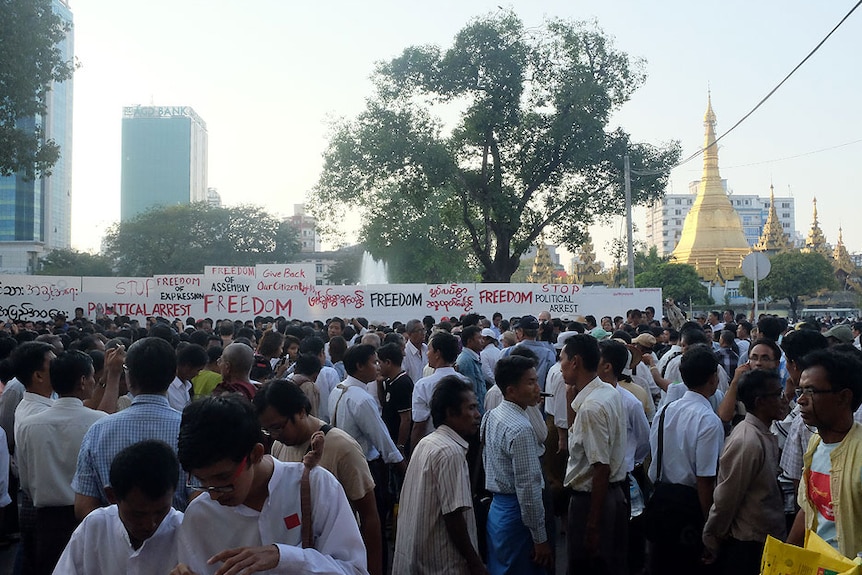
[359,251,389,284]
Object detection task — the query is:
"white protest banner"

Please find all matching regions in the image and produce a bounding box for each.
[0,275,81,321]
[1,273,662,325]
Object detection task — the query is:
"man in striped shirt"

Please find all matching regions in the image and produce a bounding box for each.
[393,376,485,574]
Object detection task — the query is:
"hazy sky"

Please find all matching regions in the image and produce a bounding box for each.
[68,0,862,267]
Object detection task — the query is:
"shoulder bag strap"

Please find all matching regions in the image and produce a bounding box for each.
[656,404,671,483]
[331,383,349,428]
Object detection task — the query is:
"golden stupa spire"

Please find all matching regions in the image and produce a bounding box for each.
[833,225,855,275]
[802,197,830,259]
[527,242,557,284]
[671,93,750,278]
[754,184,791,254]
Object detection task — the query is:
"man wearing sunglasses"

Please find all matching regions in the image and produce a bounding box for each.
[173,394,366,575]
[786,347,862,559]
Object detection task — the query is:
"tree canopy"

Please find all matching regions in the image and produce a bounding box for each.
[635,263,711,305]
[0,0,76,178]
[37,249,114,276]
[312,12,680,282]
[103,203,300,276]
[739,251,836,321]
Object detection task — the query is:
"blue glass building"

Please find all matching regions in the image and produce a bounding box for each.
[120,106,208,221]
[0,0,74,273]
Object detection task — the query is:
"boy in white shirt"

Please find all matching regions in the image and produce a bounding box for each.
[53,440,183,574]
[171,394,367,575]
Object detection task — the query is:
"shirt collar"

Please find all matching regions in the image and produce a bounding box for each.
[682,389,713,408]
[130,394,171,407]
[461,347,480,361]
[343,375,368,388]
[571,376,606,411]
[436,424,469,451]
[21,392,54,406]
[52,397,85,408]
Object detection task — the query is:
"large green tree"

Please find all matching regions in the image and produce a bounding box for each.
[103,203,300,276]
[312,12,680,282]
[37,249,114,276]
[0,0,76,178]
[635,263,711,304]
[739,251,836,321]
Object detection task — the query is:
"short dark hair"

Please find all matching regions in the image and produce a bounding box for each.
[460,326,482,347]
[495,355,537,396]
[430,376,473,428]
[780,329,828,362]
[50,350,93,395]
[611,330,632,344]
[377,343,404,366]
[343,344,377,376]
[749,338,782,362]
[257,331,284,357]
[253,379,311,421]
[177,343,208,368]
[562,334,600,372]
[680,344,718,389]
[293,353,321,377]
[798,347,862,411]
[680,326,708,346]
[737,320,753,334]
[109,440,179,501]
[757,316,787,341]
[148,324,177,347]
[599,340,629,380]
[328,336,348,362]
[126,337,177,394]
[299,336,325,357]
[11,341,54,387]
[429,331,460,364]
[719,330,735,346]
[737,369,781,412]
[178,395,261,471]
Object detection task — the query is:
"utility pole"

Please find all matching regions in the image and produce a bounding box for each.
[624,155,635,288]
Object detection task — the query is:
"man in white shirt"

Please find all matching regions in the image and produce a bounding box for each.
[8,341,55,573]
[54,440,183,575]
[647,344,725,575]
[479,328,501,389]
[17,350,107,574]
[410,331,466,447]
[562,335,628,575]
[299,337,342,423]
[174,394,367,575]
[403,319,429,384]
[167,343,208,410]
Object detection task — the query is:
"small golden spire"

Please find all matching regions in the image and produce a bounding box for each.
[754,184,791,254]
[802,197,829,259]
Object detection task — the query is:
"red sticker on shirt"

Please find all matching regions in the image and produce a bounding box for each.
[808,471,834,521]
[284,513,301,530]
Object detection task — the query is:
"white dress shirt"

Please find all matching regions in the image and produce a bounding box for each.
[166,376,192,411]
[411,367,465,425]
[16,397,106,507]
[13,392,54,438]
[54,505,182,575]
[329,376,403,464]
[480,343,502,386]
[617,385,650,472]
[177,459,367,575]
[403,340,428,384]
[315,365,342,423]
[648,390,724,487]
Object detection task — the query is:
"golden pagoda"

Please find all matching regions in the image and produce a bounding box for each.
[527,243,557,283]
[801,197,830,259]
[832,226,860,292]
[571,234,603,284]
[753,185,792,254]
[671,94,750,278]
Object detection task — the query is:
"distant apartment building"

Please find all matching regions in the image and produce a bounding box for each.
[120,105,208,221]
[289,204,321,253]
[645,180,796,257]
[206,187,221,208]
[0,0,74,273]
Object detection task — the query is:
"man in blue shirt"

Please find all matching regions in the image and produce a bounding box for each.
[73,337,188,519]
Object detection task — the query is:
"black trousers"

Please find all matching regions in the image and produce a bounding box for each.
[34,505,78,575]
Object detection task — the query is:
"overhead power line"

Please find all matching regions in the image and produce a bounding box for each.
[633,0,862,177]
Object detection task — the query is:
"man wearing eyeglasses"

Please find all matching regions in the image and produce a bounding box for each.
[787,348,862,559]
[703,369,789,574]
[253,380,382,575]
[173,394,367,575]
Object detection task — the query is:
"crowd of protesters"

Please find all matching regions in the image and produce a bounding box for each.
[0,302,860,574]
